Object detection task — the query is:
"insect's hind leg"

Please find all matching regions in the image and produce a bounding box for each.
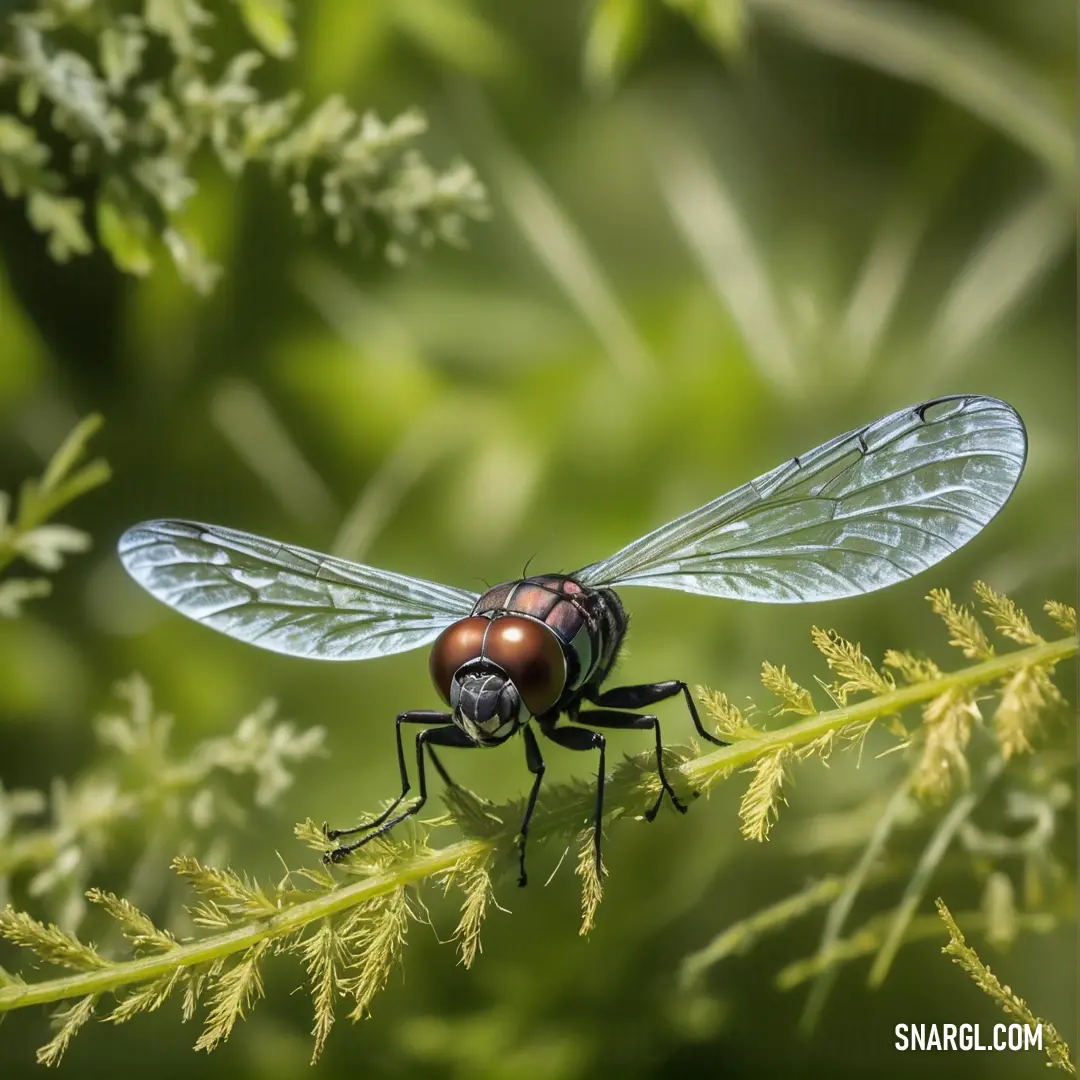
[589,680,729,747]
[323,710,451,842]
[325,724,476,862]
[574,708,688,820]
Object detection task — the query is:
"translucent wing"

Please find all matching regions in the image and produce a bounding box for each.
[576,396,1026,603]
[118,520,479,660]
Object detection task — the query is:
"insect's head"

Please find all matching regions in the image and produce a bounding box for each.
[449,663,523,746]
[430,614,568,746]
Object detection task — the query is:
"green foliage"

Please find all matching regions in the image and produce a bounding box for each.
[811,627,895,703]
[927,587,995,660]
[0,674,326,930]
[173,855,278,922]
[85,889,178,953]
[738,747,789,842]
[0,908,110,971]
[586,0,1071,183]
[582,0,1072,189]
[583,0,745,93]
[692,688,763,741]
[296,917,347,1063]
[192,939,269,1053]
[0,1,489,289]
[0,2,1073,1074]
[583,0,650,96]
[760,662,816,716]
[35,994,97,1067]
[0,583,1073,1066]
[446,849,496,970]
[679,587,1076,1035]
[576,826,605,936]
[665,0,745,57]
[936,898,1074,1073]
[680,868,893,988]
[746,0,1073,182]
[0,414,109,619]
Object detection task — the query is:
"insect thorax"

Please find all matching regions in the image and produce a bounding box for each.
[472,575,625,706]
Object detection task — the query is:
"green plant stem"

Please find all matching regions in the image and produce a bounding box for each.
[798,772,914,1033]
[777,910,1059,989]
[679,863,901,989]
[0,839,487,1011]
[1,635,1073,1016]
[867,753,1005,987]
[683,635,1075,784]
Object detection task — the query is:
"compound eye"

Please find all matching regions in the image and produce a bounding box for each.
[485,617,566,715]
[429,617,487,705]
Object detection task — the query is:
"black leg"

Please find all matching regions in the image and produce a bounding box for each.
[517,727,546,888]
[426,744,457,789]
[575,708,688,821]
[540,724,606,872]
[590,680,728,747]
[325,724,476,862]
[324,711,451,842]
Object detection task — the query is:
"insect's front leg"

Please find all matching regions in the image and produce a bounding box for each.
[589,680,728,747]
[538,721,607,873]
[323,710,451,843]
[516,726,546,888]
[325,723,477,863]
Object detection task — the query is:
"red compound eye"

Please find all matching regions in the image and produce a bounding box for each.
[484,616,566,715]
[429,617,487,704]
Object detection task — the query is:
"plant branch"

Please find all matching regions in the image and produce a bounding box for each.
[0,840,485,1011]
[1,633,1072,1019]
[798,772,913,1033]
[683,635,1075,783]
[776,909,1061,990]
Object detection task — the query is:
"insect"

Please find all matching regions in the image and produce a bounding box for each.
[118,395,1026,885]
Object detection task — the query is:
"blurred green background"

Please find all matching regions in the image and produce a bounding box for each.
[0,0,1075,1077]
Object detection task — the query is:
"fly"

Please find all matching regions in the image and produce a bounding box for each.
[118,395,1027,885]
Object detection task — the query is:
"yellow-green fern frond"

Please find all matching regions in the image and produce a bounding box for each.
[761,662,817,715]
[911,689,981,802]
[936,899,1074,1073]
[695,686,764,740]
[994,664,1063,760]
[340,891,410,1022]
[577,829,605,936]
[928,588,995,659]
[811,627,894,702]
[883,650,942,684]
[739,748,790,841]
[36,994,97,1067]
[974,581,1044,645]
[1044,601,1076,634]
